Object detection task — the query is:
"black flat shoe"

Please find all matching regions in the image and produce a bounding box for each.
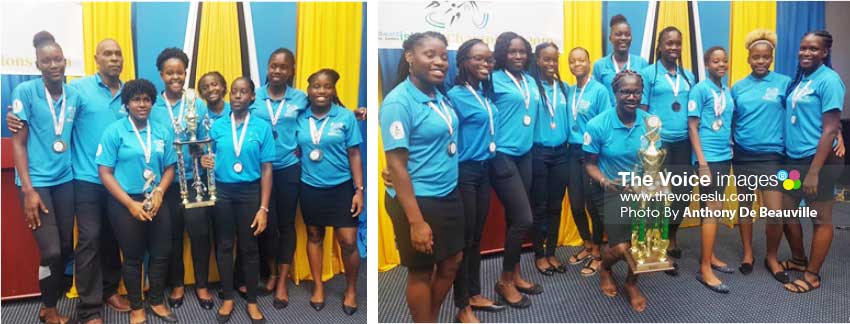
[166,296,183,309]
[470,302,506,312]
[216,310,232,324]
[536,265,554,276]
[516,283,543,295]
[150,308,178,323]
[246,309,265,324]
[342,304,358,316]
[739,262,753,275]
[196,290,214,310]
[695,272,730,294]
[552,264,567,273]
[664,262,680,277]
[666,248,682,259]
[494,284,531,309]
[764,259,790,284]
[309,301,325,311]
[273,298,289,309]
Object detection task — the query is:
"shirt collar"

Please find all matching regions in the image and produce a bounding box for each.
[257,84,293,101]
[95,72,123,91]
[802,63,828,81]
[403,77,443,104]
[611,109,646,129]
[35,78,67,101]
[306,103,341,119]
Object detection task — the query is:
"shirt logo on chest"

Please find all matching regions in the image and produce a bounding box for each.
[328,122,345,137]
[284,104,300,118]
[762,87,780,102]
[154,139,165,153]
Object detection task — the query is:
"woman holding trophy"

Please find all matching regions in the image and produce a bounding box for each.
[97,79,179,324]
[203,76,272,323]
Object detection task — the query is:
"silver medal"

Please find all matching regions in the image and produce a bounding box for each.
[523,115,532,126]
[309,149,323,162]
[143,169,154,180]
[52,139,67,153]
[791,115,797,124]
[489,141,496,153]
[447,141,457,156]
[711,119,722,131]
[233,162,244,173]
[550,122,556,129]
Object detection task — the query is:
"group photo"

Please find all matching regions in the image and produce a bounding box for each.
[377,1,850,323]
[1,2,366,324]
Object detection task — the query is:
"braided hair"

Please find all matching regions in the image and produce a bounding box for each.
[530,42,569,109]
[266,48,295,86]
[453,38,495,98]
[612,69,644,94]
[786,30,833,98]
[393,31,448,89]
[653,26,692,87]
[493,32,532,72]
[307,68,345,107]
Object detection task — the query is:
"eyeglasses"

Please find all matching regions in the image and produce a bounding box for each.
[617,89,642,97]
[467,56,495,65]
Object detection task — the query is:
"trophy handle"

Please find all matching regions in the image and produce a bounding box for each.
[206,141,217,202]
[175,143,189,206]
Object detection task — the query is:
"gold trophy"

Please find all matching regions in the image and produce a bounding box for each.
[173,89,217,208]
[625,115,675,273]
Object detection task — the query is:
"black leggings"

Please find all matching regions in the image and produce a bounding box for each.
[566,146,604,244]
[489,151,533,272]
[530,144,569,258]
[213,182,261,303]
[165,182,212,289]
[108,194,171,310]
[453,160,491,308]
[18,182,75,308]
[662,140,692,235]
[263,164,301,265]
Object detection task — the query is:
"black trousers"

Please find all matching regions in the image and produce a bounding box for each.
[213,182,261,303]
[453,160,491,308]
[566,146,604,244]
[108,194,171,310]
[662,140,692,234]
[18,182,74,309]
[530,144,569,258]
[489,151,533,272]
[73,180,124,321]
[165,182,213,289]
[263,164,301,266]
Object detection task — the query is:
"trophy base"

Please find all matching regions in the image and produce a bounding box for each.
[625,252,675,274]
[175,138,212,145]
[183,200,216,209]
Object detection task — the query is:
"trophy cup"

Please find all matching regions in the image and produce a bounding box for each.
[142,174,155,213]
[624,115,675,273]
[173,89,217,208]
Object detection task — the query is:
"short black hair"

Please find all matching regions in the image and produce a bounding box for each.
[156,47,189,71]
[199,71,227,92]
[121,79,158,106]
[307,68,344,107]
[231,76,256,94]
[493,32,532,71]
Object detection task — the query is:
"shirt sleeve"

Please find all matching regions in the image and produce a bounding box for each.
[11,85,30,122]
[597,87,614,113]
[582,120,603,155]
[379,101,411,151]
[819,77,846,113]
[639,69,651,106]
[95,126,119,168]
[346,112,363,148]
[162,131,178,166]
[260,124,276,163]
[687,85,705,118]
[592,60,603,83]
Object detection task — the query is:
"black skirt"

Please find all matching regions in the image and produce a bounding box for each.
[300,180,358,228]
[784,154,845,202]
[385,189,464,270]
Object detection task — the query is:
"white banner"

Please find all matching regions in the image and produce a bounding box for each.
[1,2,85,76]
[378,1,564,50]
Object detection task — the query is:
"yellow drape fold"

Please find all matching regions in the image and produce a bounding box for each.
[69,2,137,297]
[192,1,243,103]
[292,2,363,283]
[729,1,777,85]
[655,1,694,72]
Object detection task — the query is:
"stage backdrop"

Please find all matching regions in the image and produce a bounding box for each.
[378,0,828,272]
[0,1,367,300]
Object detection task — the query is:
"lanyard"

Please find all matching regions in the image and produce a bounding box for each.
[570,83,586,121]
[163,92,185,131]
[464,83,495,137]
[664,72,681,98]
[709,88,727,118]
[544,80,560,120]
[505,71,530,110]
[44,85,67,137]
[309,115,330,145]
[231,112,251,159]
[427,99,454,136]
[265,98,287,126]
[612,55,630,73]
[791,80,813,109]
[128,117,152,164]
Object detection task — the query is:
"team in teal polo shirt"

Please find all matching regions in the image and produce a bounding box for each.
[447,82,498,162]
[593,53,648,106]
[69,73,128,184]
[251,85,308,170]
[639,63,695,143]
[583,108,654,180]
[567,78,613,145]
[380,77,459,198]
[731,71,791,154]
[12,78,80,187]
[95,117,177,194]
[209,112,276,183]
[296,103,362,188]
[533,80,570,147]
[785,63,846,159]
[149,91,209,181]
[688,79,735,163]
[492,69,540,156]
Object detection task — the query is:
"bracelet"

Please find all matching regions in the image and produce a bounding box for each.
[259,206,269,212]
[355,186,365,191]
[153,187,164,194]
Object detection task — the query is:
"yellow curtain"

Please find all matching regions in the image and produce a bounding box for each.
[557,0,604,246]
[377,63,401,271]
[192,2,243,103]
[728,1,776,85]
[292,2,363,283]
[69,2,137,297]
[655,1,694,71]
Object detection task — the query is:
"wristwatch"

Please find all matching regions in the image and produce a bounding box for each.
[355,186,365,192]
[259,206,269,212]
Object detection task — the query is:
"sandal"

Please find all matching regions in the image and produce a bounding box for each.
[781,257,808,272]
[580,256,602,277]
[569,248,592,265]
[785,271,821,293]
